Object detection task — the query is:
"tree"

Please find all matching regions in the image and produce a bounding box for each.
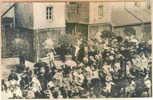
[55,34,77,60]
[10,36,30,57]
[101,30,115,39]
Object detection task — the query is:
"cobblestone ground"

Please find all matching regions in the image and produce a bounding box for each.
[1,58,34,79]
[1,58,35,100]
[1,57,152,98]
[1,57,63,79]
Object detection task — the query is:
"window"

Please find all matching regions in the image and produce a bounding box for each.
[46,6,53,20]
[98,5,104,17]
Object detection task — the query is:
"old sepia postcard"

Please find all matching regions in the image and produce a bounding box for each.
[0,0,152,99]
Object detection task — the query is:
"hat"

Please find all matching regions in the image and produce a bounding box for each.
[54,61,63,69]
[85,67,92,72]
[65,60,77,67]
[47,81,54,88]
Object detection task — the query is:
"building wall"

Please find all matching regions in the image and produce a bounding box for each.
[66,2,89,24]
[15,3,33,29]
[2,27,65,62]
[33,28,65,60]
[15,3,66,29]
[66,3,79,23]
[88,24,112,39]
[113,24,151,41]
[146,0,151,9]
[89,2,144,24]
[77,2,89,24]
[3,27,35,61]
[66,2,147,25]
[32,3,66,60]
[33,3,65,29]
[109,2,146,8]
[142,23,151,41]
[89,2,111,24]
[66,23,88,39]
[113,25,142,40]
[19,28,35,61]
[76,24,88,40]
[13,3,66,61]
[66,23,112,41]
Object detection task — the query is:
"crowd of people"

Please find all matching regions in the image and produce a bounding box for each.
[1,30,152,98]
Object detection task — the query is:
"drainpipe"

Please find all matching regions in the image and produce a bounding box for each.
[13,3,16,28]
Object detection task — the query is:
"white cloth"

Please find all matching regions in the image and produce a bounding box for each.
[104,82,114,93]
[31,77,41,92]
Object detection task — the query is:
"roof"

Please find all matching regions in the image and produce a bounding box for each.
[127,7,151,23]
[111,7,151,27]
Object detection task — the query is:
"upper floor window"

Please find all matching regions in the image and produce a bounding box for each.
[46,6,53,20]
[98,5,104,17]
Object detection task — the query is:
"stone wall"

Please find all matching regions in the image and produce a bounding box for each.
[33,3,66,29]
[2,26,65,62]
[2,27,35,61]
[15,3,34,29]
[113,23,151,41]
[89,2,111,24]
[33,27,65,61]
[66,23,112,41]
[66,2,89,24]
[88,24,112,39]
[66,23,88,40]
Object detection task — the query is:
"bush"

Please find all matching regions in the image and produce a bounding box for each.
[55,34,77,56]
[101,31,115,39]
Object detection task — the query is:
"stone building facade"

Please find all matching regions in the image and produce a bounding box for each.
[66,2,112,40]
[66,1,151,40]
[2,3,66,62]
[111,7,151,41]
[1,1,151,62]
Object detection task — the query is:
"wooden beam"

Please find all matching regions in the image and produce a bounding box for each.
[1,3,15,18]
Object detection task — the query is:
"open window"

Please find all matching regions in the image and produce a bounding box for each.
[98,5,104,17]
[46,6,53,20]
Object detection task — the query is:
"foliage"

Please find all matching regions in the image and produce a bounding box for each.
[10,37,30,56]
[101,31,115,39]
[55,34,77,56]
